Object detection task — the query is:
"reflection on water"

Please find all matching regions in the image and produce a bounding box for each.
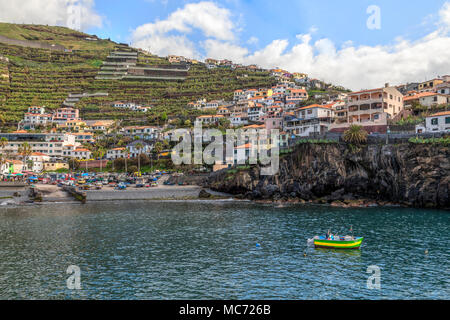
[0,201,448,300]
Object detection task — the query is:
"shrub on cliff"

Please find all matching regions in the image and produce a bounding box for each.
[343,125,368,145]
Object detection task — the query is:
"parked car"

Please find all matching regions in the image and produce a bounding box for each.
[115,183,127,190]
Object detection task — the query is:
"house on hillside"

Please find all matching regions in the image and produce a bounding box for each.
[416,111,450,133]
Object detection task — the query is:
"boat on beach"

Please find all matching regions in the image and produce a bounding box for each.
[312,235,364,249]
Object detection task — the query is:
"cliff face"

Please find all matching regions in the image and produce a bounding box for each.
[205,143,450,209]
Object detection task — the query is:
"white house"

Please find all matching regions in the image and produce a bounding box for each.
[106,147,127,160]
[126,140,153,158]
[29,152,51,172]
[230,113,249,127]
[436,82,450,95]
[195,115,225,125]
[71,148,92,160]
[416,111,450,133]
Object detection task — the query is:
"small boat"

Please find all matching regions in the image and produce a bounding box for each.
[313,235,364,250]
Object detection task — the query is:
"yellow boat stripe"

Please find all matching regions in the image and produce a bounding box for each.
[314,241,362,247]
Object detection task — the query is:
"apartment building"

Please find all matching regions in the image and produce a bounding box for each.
[52,107,80,123]
[418,79,444,92]
[0,132,77,158]
[286,88,308,104]
[329,85,404,133]
[19,106,53,129]
[284,104,334,137]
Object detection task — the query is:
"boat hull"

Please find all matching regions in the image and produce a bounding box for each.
[314,237,363,249]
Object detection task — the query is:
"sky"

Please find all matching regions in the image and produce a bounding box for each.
[0,0,449,90]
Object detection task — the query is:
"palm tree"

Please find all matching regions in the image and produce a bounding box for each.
[154,141,163,160]
[18,142,32,170]
[98,148,106,172]
[124,147,131,174]
[135,143,144,173]
[0,154,6,177]
[343,125,368,145]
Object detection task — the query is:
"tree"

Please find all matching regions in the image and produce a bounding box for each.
[128,165,138,174]
[154,141,163,160]
[0,154,6,176]
[160,112,168,124]
[18,142,32,170]
[0,137,8,150]
[124,147,131,174]
[135,143,144,173]
[343,125,368,145]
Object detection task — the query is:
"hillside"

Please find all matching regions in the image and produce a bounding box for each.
[0,23,276,130]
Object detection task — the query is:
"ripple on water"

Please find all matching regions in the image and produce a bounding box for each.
[0,201,448,299]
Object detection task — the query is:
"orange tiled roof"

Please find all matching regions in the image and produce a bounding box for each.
[430,111,450,117]
[297,104,332,110]
[403,92,439,101]
[243,124,265,129]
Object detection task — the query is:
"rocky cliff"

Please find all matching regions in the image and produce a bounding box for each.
[205,143,450,209]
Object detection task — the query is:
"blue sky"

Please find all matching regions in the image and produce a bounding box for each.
[89,0,445,51]
[1,0,449,89]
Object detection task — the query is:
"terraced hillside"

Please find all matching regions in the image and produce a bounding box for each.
[0,23,277,130]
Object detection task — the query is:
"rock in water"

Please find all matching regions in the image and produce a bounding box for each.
[199,189,212,199]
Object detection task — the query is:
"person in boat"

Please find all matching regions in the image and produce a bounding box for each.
[326,230,331,239]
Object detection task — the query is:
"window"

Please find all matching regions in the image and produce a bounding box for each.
[431,118,438,125]
[445,117,450,124]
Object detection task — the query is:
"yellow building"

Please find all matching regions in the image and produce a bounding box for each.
[418,79,444,92]
[43,162,69,172]
[58,120,87,132]
[293,72,308,80]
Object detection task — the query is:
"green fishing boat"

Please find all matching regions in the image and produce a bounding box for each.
[313,235,364,249]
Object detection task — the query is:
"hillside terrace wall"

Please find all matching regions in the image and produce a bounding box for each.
[0,35,66,51]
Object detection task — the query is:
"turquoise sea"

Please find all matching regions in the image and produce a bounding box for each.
[0,201,448,299]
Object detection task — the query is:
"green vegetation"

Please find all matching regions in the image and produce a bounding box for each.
[408,136,450,146]
[343,125,368,145]
[0,23,277,131]
[295,139,338,145]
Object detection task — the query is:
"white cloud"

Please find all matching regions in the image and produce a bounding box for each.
[439,2,450,28]
[0,0,103,31]
[202,39,248,61]
[135,34,198,59]
[203,2,450,90]
[247,36,259,45]
[132,1,235,58]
